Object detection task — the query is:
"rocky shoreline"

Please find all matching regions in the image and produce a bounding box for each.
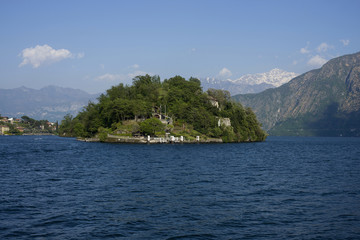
[78,135,223,144]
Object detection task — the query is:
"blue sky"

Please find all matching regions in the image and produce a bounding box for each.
[1,0,359,93]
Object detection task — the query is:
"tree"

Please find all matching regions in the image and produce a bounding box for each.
[73,122,86,137]
[140,118,165,136]
[106,83,127,100]
[21,115,36,126]
[58,114,74,136]
[207,88,231,108]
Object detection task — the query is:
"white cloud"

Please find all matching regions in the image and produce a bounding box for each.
[129,64,140,69]
[317,42,333,52]
[95,73,126,82]
[218,67,232,78]
[95,71,151,83]
[19,44,74,68]
[308,55,327,68]
[300,42,310,54]
[77,52,85,59]
[127,70,149,79]
[300,47,310,54]
[340,39,350,46]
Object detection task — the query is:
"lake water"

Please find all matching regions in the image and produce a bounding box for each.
[1,135,360,239]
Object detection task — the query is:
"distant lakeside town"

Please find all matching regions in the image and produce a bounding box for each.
[0,115,58,135]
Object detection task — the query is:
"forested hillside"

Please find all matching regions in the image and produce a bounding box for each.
[233,52,360,136]
[59,75,266,142]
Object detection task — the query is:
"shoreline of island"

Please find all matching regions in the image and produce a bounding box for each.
[75,134,266,144]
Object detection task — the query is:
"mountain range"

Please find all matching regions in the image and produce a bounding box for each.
[233,52,360,137]
[201,68,298,95]
[3,51,359,137]
[0,86,98,122]
[1,69,296,122]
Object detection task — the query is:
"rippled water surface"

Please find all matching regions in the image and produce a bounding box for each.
[1,135,360,239]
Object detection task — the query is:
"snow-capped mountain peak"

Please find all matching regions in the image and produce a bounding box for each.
[201,68,299,96]
[231,68,298,87]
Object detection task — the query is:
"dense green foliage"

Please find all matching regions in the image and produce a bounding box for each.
[59,75,266,142]
[140,118,165,136]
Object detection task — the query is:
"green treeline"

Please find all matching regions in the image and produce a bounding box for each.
[0,115,57,135]
[59,75,266,142]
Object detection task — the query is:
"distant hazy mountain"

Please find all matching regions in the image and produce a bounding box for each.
[0,86,98,122]
[233,52,360,136]
[201,68,298,95]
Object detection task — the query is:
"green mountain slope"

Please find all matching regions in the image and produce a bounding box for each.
[233,52,360,136]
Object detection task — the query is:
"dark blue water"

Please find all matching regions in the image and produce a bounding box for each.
[1,136,360,239]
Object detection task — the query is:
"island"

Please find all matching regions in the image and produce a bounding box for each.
[59,75,267,143]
